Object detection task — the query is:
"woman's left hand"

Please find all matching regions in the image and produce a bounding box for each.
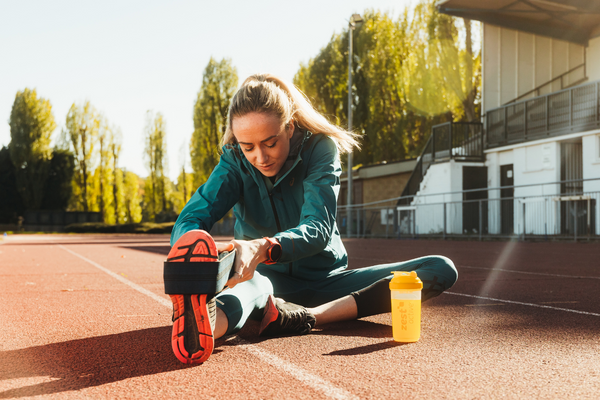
[224,238,269,289]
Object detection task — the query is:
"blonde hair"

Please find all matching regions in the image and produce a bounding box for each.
[222,73,360,154]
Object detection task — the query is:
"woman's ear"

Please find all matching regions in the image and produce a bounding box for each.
[287,120,295,138]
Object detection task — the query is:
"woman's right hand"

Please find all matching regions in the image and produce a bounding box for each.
[219,238,269,289]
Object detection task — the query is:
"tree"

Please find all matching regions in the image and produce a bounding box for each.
[110,128,123,224]
[41,149,74,210]
[65,101,101,212]
[294,3,481,166]
[190,57,238,187]
[0,146,24,223]
[143,111,168,221]
[123,170,142,224]
[8,88,56,209]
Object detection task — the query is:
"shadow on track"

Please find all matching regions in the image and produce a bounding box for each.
[0,326,191,398]
[323,340,407,356]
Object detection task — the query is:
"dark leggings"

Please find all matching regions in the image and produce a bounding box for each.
[216,255,458,335]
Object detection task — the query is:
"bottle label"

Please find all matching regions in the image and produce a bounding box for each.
[391,291,421,300]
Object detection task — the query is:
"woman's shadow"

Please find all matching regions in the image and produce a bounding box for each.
[0,326,193,398]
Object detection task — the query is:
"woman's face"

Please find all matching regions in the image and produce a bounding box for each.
[232,112,294,177]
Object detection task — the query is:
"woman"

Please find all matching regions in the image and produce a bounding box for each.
[168,74,458,364]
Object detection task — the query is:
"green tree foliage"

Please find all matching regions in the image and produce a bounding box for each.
[41,149,74,210]
[0,146,24,222]
[173,166,195,214]
[191,57,238,187]
[142,111,169,221]
[123,170,142,224]
[65,101,102,212]
[294,3,481,166]
[8,89,56,209]
[110,129,123,224]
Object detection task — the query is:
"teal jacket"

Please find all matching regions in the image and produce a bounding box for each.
[171,130,348,281]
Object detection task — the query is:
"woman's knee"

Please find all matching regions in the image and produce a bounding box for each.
[430,255,458,288]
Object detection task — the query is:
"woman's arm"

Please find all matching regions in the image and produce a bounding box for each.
[170,150,242,247]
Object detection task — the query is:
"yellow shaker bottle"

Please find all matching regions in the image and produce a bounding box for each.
[389,271,423,342]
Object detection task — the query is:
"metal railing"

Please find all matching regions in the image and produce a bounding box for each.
[504,63,587,105]
[340,178,600,241]
[401,122,484,198]
[487,80,600,149]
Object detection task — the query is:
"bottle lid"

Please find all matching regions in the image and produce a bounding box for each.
[389,271,423,290]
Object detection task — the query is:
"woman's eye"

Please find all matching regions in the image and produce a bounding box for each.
[243,147,253,152]
[265,141,277,148]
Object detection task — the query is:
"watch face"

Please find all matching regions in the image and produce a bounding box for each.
[270,243,282,262]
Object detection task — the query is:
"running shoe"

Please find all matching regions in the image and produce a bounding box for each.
[259,295,316,336]
[167,229,218,364]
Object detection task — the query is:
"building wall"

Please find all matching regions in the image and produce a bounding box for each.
[362,172,410,207]
[587,36,600,82]
[483,24,587,113]
[411,161,484,235]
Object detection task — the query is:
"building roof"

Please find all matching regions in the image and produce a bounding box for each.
[340,159,417,182]
[437,0,600,45]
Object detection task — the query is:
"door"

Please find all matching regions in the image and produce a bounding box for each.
[500,164,514,235]
[463,166,488,235]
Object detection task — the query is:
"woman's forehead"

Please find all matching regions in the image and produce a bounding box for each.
[232,112,283,143]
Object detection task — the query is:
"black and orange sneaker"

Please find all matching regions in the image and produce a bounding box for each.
[167,230,218,364]
[259,295,316,337]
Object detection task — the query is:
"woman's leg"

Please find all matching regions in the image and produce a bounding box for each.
[214,270,274,338]
[306,255,458,325]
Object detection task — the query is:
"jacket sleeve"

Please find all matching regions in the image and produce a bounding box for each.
[274,136,341,262]
[170,150,242,247]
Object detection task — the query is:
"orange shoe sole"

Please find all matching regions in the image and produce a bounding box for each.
[167,230,218,364]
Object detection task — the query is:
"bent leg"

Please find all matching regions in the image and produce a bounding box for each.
[215,270,274,336]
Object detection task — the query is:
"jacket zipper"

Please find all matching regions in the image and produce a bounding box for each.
[269,192,293,275]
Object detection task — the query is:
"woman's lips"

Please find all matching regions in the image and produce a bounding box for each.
[259,163,275,171]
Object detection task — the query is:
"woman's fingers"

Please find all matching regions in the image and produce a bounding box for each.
[216,242,234,252]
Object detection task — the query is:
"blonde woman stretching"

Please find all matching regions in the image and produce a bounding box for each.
[167,74,458,364]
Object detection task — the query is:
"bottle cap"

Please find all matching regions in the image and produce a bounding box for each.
[389,271,423,290]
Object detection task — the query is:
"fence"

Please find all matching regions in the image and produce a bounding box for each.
[20,211,103,232]
[487,80,600,149]
[339,179,600,241]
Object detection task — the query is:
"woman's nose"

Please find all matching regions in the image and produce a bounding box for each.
[256,149,268,164]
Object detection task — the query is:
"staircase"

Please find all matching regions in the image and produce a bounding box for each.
[400,122,484,201]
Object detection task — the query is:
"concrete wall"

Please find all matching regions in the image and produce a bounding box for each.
[587,36,600,82]
[411,160,485,235]
[483,24,587,113]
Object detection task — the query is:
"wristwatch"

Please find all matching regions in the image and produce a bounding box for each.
[263,237,282,265]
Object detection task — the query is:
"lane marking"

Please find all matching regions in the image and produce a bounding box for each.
[234,338,359,400]
[459,265,600,280]
[57,244,171,308]
[445,292,600,317]
[57,244,358,400]
[351,256,600,280]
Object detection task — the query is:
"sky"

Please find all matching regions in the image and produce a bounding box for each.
[1,0,413,181]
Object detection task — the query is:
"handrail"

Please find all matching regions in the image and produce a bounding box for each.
[400,122,484,198]
[504,63,586,105]
[487,79,600,149]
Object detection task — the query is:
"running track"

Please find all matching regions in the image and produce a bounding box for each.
[1,234,599,399]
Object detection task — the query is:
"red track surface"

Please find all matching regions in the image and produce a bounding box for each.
[1,234,599,399]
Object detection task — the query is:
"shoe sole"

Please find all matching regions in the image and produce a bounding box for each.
[167,230,218,364]
[259,295,280,336]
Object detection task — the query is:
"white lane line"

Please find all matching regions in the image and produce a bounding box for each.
[235,338,359,400]
[57,244,358,400]
[459,265,600,280]
[352,256,600,280]
[57,244,171,308]
[445,291,600,317]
